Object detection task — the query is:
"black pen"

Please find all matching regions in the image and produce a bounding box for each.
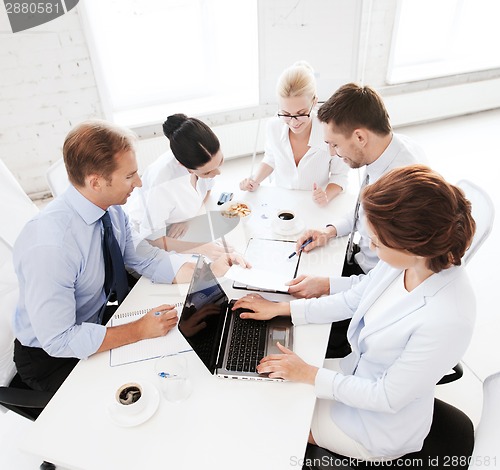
[288,238,313,259]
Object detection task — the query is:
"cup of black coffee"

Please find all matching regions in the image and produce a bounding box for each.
[276,210,296,232]
[113,382,146,416]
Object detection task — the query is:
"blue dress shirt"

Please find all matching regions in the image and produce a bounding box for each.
[13,185,188,359]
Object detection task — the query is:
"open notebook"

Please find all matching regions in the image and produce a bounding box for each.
[227,238,301,293]
[109,302,192,366]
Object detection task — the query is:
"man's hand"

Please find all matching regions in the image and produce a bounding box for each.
[136,304,179,340]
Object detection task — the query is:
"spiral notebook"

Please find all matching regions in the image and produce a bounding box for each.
[109,302,192,367]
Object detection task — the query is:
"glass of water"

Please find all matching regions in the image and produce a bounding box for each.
[154,355,193,403]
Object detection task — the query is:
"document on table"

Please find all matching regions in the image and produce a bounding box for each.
[109,303,192,367]
[227,238,300,293]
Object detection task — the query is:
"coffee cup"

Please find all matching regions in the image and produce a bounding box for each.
[112,382,147,416]
[275,210,296,232]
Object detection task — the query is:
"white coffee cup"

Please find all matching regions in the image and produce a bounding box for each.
[275,210,296,232]
[112,382,147,416]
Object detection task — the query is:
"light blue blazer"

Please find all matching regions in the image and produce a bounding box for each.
[291,261,476,457]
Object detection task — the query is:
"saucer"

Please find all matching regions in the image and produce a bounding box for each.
[107,381,160,427]
[271,219,305,236]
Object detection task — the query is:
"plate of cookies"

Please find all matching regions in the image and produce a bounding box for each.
[220,200,252,219]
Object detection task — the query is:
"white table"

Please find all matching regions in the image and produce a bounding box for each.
[21,187,356,470]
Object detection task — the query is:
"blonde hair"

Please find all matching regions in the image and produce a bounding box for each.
[276,61,316,100]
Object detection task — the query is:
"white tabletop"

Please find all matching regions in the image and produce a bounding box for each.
[21,186,356,470]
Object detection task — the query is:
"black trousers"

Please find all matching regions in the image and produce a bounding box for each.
[325,244,365,359]
[14,339,79,393]
[13,305,119,393]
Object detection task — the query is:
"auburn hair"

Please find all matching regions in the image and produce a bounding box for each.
[361,165,476,273]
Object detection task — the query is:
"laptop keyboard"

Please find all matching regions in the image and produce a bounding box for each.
[226,312,267,373]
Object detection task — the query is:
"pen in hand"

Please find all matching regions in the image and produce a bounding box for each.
[221,235,232,267]
[288,238,313,259]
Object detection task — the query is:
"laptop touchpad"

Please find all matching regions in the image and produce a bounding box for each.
[267,327,289,355]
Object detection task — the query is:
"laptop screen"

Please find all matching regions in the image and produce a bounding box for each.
[178,257,229,372]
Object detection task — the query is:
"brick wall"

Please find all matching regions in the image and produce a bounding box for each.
[0,7,102,196]
[0,1,498,197]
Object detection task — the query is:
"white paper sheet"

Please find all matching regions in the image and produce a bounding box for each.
[226,238,299,293]
[109,303,192,366]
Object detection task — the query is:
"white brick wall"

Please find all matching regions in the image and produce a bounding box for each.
[0,7,102,196]
[1,1,498,197]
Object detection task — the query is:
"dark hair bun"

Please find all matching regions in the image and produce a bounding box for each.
[162,113,188,139]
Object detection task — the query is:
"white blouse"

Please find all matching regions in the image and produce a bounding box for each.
[261,113,349,191]
[125,151,215,240]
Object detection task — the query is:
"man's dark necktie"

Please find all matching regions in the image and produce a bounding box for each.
[101,211,129,304]
[346,173,370,264]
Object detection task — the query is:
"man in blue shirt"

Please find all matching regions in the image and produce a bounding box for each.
[12,120,243,392]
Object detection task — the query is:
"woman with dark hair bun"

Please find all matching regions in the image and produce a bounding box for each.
[126,113,228,260]
[233,165,476,462]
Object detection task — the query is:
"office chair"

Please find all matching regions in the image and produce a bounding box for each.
[457,180,495,266]
[302,180,495,469]
[0,159,56,470]
[436,180,495,386]
[304,371,500,470]
[45,158,69,198]
[303,398,474,469]
[469,370,500,469]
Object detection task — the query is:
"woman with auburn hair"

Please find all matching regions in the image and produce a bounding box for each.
[233,165,476,461]
[239,61,349,206]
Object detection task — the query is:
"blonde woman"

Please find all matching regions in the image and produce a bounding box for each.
[240,61,349,206]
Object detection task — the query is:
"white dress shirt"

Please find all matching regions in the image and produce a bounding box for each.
[261,114,349,190]
[330,133,427,292]
[125,151,215,241]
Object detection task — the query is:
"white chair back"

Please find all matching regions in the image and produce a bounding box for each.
[0,159,39,248]
[457,180,495,265]
[0,160,39,397]
[469,371,500,468]
[46,158,69,198]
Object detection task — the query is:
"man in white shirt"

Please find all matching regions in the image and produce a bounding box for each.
[288,83,427,357]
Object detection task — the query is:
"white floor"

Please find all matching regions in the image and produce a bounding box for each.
[2,108,500,469]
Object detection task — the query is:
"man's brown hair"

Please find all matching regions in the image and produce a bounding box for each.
[317,83,391,136]
[63,120,136,187]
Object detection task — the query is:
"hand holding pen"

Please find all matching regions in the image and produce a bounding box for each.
[288,238,313,259]
[137,305,178,338]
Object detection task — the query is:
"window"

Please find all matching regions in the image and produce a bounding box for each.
[387,0,500,84]
[81,0,259,127]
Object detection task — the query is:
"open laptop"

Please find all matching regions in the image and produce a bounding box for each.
[178,256,294,381]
